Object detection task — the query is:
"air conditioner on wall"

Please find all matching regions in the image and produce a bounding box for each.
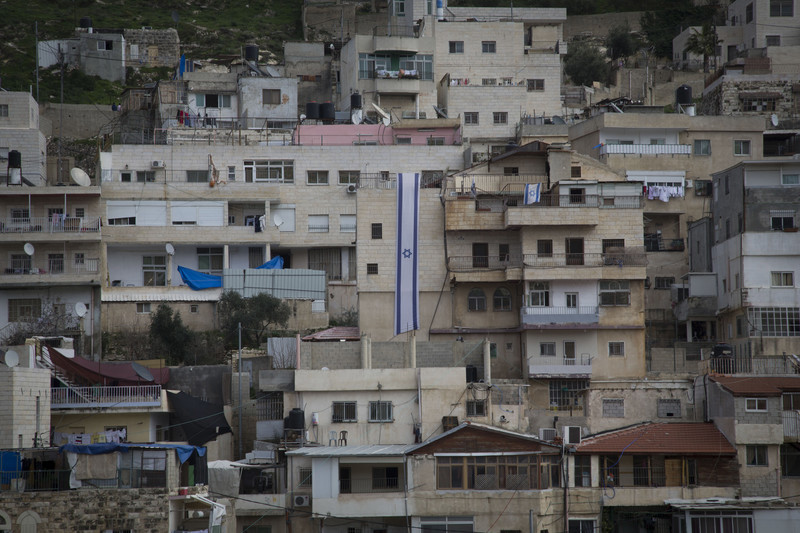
[539,428,557,442]
[151,160,165,168]
[346,183,357,194]
[564,426,582,445]
[294,495,310,507]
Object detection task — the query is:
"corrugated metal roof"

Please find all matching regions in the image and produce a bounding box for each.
[102,288,222,302]
[577,422,736,455]
[711,375,800,396]
[223,269,326,300]
[302,327,360,341]
[286,444,415,457]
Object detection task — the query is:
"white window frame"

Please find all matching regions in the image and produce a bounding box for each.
[449,41,464,53]
[368,401,393,422]
[771,271,794,287]
[540,342,556,357]
[142,255,167,286]
[307,170,329,185]
[745,397,767,412]
[781,173,799,185]
[332,401,357,422]
[136,302,152,314]
[734,139,751,156]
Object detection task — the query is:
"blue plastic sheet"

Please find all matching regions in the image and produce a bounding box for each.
[178,266,222,290]
[59,443,205,464]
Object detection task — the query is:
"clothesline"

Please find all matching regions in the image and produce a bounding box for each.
[53,428,127,446]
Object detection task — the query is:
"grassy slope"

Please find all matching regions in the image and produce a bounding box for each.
[0,0,303,103]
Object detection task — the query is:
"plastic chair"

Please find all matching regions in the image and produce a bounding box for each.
[338,430,348,446]
[328,430,338,446]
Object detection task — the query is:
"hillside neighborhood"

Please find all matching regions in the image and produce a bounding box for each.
[2,0,800,532]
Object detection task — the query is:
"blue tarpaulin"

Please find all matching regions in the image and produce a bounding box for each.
[256,256,284,269]
[59,443,206,464]
[178,266,222,290]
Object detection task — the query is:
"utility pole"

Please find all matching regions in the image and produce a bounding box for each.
[58,43,64,183]
[238,321,243,459]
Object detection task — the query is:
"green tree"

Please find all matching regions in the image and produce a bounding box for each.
[218,291,291,349]
[564,41,610,87]
[606,24,639,60]
[685,23,718,72]
[149,304,193,365]
[639,1,721,58]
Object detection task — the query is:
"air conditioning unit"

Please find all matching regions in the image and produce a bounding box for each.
[151,160,165,168]
[294,495,310,507]
[564,426,582,445]
[539,428,557,442]
[346,183,357,194]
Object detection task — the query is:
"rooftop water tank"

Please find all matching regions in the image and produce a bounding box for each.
[320,102,335,122]
[305,102,320,120]
[244,44,259,62]
[676,85,693,106]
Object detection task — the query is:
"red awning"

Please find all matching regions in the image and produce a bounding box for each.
[46,346,169,386]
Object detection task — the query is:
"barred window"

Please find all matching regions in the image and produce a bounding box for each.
[466,399,487,417]
[549,380,588,410]
[654,277,675,290]
[608,342,625,357]
[8,298,42,322]
[332,401,357,422]
[493,288,512,311]
[599,280,630,306]
[748,307,800,336]
[602,398,624,417]
[658,398,681,418]
[368,401,393,422]
[298,467,312,487]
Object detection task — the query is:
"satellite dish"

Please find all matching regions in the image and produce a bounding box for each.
[131,361,155,382]
[165,243,175,256]
[551,115,567,125]
[70,168,91,187]
[273,214,284,228]
[299,113,307,122]
[75,302,88,318]
[351,108,364,125]
[432,105,448,119]
[771,114,779,127]
[24,243,35,256]
[371,102,391,126]
[4,350,19,368]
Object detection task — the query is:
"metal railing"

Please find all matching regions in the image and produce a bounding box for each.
[700,355,800,375]
[359,175,397,190]
[3,258,99,276]
[600,144,692,156]
[340,476,402,493]
[0,470,71,492]
[784,411,800,440]
[51,385,162,408]
[373,25,417,38]
[0,216,101,233]
[448,255,522,271]
[509,194,643,208]
[448,174,546,195]
[523,306,598,316]
[522,252,647,268]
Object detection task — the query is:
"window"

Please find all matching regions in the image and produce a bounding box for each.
[599,280,630,306]
[658,398,682,418]
[654,276,675,290]
[540,342,556,357]
[427,136,445,146]
[0,104,8,117]
[436,456,559,491]
[393,0,405,15]
[309,248,348,280]
[464,112,479,125]
[529,281,550,307]
[746,3,754,22]
[143,255,167,286]
[120,171,131,182]
[746,398,768,412]
[493,288,512,311]
[770,0,793,16]
[566,293,578,309]
[228,166,236,181]
[746,445,768,466]
[371,223,383,239]
[449,41,464,53]
[694,139,711,155]
[503,167,519,176]
[190,304,199,314]
[602,239,625,253]
[136,171,155,182]
[608,342,625,357]
[332,401,357,422]
[8,298,41,322]
[734,139,751,156]
[602,398,625,417]
[772,272,794,287]
[493,112,508,125]
[526,79,544,91]
[568,520,596,533]
[781,443,800,477]
[307,170,328,185]
[766,35,781,46]
[339,170,360,185]
[537,240,553,257]
[549,380,587,411]
[466,399,487,417]
[782,174,800,185]
[369,401,393,422]
[263,89,281,105]
[499,243,510,262]
[298,467,312,487]
[771,210,795,230]
[186,170,208,183]
[571,166,581,178]
[108,216,135,225]
[244,160,294,183]
[308,214,329,233]
[741,94,777,111]
[482,41,496,53]
[197,247,223,274]
[482,78,497,86]
[97,40,114,50]
[367,263,379,275]
[196,93,231,108]
[574,456,591,487]
[468,288,487,311]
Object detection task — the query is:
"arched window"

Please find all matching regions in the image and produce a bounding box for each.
[467,288,486,311]
[17,511,42,533]
[0,510,11,533]
[493,288,512,311]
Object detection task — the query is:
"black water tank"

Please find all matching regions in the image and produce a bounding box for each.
[466,365,478,383]
[305,102,320,120]
[676,84,693,106]
[350,92,362,110]
[320,102,335,122]
[244,44,259,62]
[79,16,92,28]
[286,408,305,429]
[8,150,21,168]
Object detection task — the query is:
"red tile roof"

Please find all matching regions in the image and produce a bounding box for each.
[301,326,360,342]
[577,423,736,455]
[711,376,800,396]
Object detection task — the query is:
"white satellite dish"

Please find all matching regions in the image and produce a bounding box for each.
[4,350,19,368]
[371,103,391,126]
[351,108,364,125]
[273,214,284,228]
[771,114,779,127]
[299,113,307,122]
[165,243,175,256]
[75,302,88,318]
[69,167,91,187]
[23,243,35,256]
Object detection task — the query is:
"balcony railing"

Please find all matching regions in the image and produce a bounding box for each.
[600,144,692,156]
[784,411,800,441]
[359,174,397,190]
[522,252,647,268]
[510,194,643,208]
[340,476,402,494]
[0,470,71,492]
[522,306,599,327]
[448,255,522,271]
[2,258,99,277]
[51,385,162,409]
[0,216,101,234]
[604,466,667,488]
[373,25,417,37]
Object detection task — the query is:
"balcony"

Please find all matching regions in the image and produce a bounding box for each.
[0,470,71,492]
[51,385,163,409]
[0,217,101,240]
[374,77,421,95]
[1,257,100,284]
[521,305,599,326]
[447,174,546,196]
[645,235,685,252]
[373,25,420,53]
[599,144,692,156]
[340,476,403,494]
[784,411,800,442]
[521,252,647,268]
[529,354,592,378]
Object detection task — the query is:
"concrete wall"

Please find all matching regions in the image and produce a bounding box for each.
[0,92,47,183]
[40,103,118,139]
[0,366,51,449]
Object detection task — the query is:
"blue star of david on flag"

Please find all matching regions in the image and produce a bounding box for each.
[402,248,412,259]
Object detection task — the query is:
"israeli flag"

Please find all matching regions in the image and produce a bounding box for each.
[524,183,541,205]
[395,173,420,336]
